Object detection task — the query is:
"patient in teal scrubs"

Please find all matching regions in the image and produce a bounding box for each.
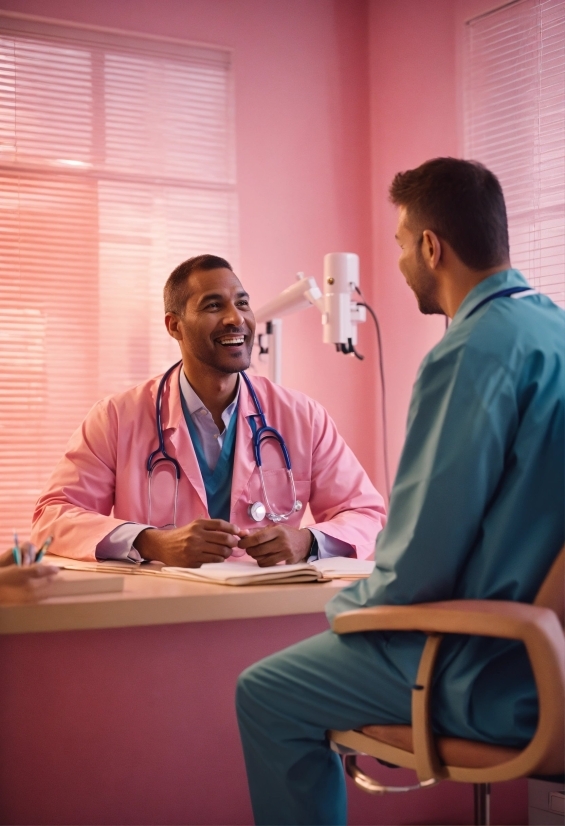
[236,158,565,825]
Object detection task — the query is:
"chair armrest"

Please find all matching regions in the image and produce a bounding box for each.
[333,600,565,778]
[332,599,561,642]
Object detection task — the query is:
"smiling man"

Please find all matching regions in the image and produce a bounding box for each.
[32,255,386,567]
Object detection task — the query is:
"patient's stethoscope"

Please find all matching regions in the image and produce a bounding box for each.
[146,361,302,528]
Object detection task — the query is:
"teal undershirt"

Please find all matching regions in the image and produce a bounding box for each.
[180,393,238,522]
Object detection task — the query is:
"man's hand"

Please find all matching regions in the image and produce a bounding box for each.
[237,526,313,567]
[133,519,246,568]
[0,542,37,567]
[0,564,59,603]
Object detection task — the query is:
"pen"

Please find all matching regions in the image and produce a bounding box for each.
[12,531,21,567]
[35,536,53,563]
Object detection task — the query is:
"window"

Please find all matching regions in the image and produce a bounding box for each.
[0,13,238,546]
[464,0,565,307]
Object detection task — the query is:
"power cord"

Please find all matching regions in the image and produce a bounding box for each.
[354,287,391,499]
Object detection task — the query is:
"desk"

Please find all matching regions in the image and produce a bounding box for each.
[0,570,527,825]
[0,569,345,634]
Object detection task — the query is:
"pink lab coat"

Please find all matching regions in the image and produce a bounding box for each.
[32,366,386,561]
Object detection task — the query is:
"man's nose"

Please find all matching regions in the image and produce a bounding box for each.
[223,303,244,327]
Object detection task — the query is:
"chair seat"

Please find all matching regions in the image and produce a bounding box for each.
[360,725,521,769]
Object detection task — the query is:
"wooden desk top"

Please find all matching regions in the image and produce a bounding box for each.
[0,567,347,635]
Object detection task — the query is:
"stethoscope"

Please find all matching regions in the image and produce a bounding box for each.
[465,286,537,318]
[146,361,302,528]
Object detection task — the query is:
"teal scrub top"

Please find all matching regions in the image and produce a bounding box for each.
[327,269,565,745]
[181,393,238,523]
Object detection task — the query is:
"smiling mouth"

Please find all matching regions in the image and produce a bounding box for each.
[216,335,245,347]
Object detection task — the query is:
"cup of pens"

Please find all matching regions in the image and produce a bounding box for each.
[12,533,53,566]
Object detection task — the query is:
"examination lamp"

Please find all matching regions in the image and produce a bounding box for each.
[254,252,366,385]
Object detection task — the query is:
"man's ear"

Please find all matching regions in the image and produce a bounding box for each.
[421,229,442,270]
[165,312,182,341]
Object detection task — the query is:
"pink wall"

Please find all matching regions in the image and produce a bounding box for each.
[368,0,458,488]
[1,0,379,478]
[1,0,464,492]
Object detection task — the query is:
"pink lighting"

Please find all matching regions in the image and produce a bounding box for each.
[0,2,561,823]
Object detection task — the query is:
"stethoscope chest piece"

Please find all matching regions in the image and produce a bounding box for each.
[249,501,267,522]
[248,498,303,523]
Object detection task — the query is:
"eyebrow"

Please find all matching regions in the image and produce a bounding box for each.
[198,290,250,304]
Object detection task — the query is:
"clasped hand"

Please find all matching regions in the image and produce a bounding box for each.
[134,519,312,568]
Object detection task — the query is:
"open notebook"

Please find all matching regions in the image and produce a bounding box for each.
[44,556,375,587]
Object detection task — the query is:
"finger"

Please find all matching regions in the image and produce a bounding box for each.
[201,554,230,564]
[199,519,241,535]
[199,531,240,548]
[199,544,233,559]
[255,553,288,567]
[194,550,232,565]
[20,542,37,566]
[238,528,279,549]
[243,536,286,556]
[31,565,59,579]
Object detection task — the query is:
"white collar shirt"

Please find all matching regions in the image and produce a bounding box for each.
[179,370,240,471]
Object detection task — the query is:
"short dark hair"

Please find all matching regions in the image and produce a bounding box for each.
[164,254,233,314]
[389,158,509,270]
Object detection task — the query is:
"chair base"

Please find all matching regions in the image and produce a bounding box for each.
[344,754,439,795]
[344,755,492,825]
[474,782,491,826]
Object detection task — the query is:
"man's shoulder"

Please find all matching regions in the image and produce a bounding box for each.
[467,294,565,375]
[420,293,565,397]
[89,371,164,418]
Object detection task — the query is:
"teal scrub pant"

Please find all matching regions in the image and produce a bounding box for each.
[236,629,419,826]
[236,628,537,825]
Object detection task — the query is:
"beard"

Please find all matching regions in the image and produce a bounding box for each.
[411,248,444,315]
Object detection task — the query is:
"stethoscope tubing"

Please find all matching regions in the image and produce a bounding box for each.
[147,359,182,479]
[465,286,535,318]
[146,363,299,525]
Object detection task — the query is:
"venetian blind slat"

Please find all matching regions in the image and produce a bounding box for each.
[464,0,565,309]
[0,15,238,546]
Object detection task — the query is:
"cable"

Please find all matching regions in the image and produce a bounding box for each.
[338,339,365,360]
[355,287,391,499]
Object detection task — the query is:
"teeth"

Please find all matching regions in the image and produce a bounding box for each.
[218,336,244,345]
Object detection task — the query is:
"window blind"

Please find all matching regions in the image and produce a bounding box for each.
[0,14,239,547]
[464,0,565,308]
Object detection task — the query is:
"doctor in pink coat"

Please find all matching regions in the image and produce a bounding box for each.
[32,255,386,567]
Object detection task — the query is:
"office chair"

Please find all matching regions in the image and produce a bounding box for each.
[329,546,565,826]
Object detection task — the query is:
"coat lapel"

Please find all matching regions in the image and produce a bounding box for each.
[230,374,258,514]
[161,364,208,514]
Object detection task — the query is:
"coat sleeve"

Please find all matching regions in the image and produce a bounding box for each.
[31,398,128,561]
[305,401,387,560]
[326,342,517,622]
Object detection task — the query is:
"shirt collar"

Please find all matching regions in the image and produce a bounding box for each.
[450,268,530,326]
[179,370,240,426]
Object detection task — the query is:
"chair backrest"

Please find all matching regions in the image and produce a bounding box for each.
[534,545,564,628]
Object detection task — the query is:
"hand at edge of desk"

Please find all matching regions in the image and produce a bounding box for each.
[0,543,36,567]
[0,558,59,604]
